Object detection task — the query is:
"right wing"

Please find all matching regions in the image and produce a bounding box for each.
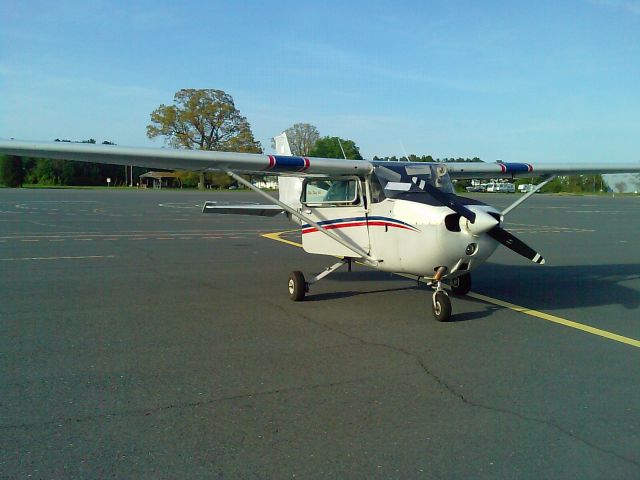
[445,161,640,179]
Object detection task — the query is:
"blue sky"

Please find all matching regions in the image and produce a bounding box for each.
[2,0,639,163]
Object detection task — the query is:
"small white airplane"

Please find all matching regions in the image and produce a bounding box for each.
[1,136,639,321]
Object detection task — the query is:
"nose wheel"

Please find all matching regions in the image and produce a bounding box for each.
[429,266,452,322]
[431,283,452,322]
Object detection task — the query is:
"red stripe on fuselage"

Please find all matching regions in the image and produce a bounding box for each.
[367,221,416,231]
[267,155,275,170]
[302,221,416,234]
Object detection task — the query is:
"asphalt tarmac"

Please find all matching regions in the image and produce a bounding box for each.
[1,188,639,479]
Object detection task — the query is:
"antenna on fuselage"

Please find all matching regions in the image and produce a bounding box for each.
[400,142,410,162]
[337,138,347,160]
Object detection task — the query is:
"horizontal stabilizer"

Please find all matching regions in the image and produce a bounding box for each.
[202,202,283,217]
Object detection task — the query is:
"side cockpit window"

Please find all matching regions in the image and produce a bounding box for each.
[303,178,361,206]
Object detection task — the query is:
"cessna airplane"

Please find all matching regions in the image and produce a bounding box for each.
[1,136,639,322]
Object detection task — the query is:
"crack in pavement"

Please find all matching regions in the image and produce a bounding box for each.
[5,295,637,470]
[0,373,381,431]
[268,300,640,470]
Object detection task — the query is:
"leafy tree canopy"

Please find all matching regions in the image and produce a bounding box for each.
[283,123,320,156]
[308,136,362,160]
[0,155,25,187]
[147,89,262,153]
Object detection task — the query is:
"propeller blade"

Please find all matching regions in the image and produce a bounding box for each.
[410,177,477,223]
[487,226,545,264]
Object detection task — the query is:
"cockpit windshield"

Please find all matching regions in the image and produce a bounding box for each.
[371,163,455,204]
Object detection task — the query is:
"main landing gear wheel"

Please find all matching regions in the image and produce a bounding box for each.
[432,291,452,322]
[450,273,472,296]
[288,271,307,301]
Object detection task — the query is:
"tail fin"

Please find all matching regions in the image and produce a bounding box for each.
[274,132,292,156]
[273,132,302,222]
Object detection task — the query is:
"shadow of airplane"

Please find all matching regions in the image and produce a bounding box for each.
[318,263,640,314]
[305,285,417,302]
[472,262,640,311]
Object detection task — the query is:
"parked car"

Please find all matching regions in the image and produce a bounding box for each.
[518,184,541,193]
[487,182,515,193]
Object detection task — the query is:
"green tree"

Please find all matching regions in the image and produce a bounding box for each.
[147,89,262,153]
[282,123,320,156]
[309,136,363,160]
[0,155,25,187]
[614,181,627,193]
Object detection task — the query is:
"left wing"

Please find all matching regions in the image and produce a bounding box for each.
[0,140,372,177]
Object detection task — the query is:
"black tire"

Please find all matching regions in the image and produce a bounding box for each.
[288,271,307,301]
[450,273,472,296]
[432,291,452,322]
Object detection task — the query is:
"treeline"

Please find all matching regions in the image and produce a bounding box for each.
[517,175,609,194]
[1,139,146,187]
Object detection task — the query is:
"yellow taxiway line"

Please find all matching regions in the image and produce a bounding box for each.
[262,229,640,349]
[261,230,304,248]
[467,291,640,348]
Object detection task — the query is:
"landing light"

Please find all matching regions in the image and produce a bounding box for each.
[465,243,478,256]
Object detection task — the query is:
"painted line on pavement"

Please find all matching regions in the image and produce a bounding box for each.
[467,291,640,349]
[0,255,117,262]
[261,230,303,248]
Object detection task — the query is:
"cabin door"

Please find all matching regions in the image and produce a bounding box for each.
[300,177,370,257]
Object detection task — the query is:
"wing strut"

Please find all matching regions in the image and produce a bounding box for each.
[225,170,378,266]
[501,175,556,217]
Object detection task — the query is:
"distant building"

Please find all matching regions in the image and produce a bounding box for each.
[252,176,278,189]
[139,172,181,189]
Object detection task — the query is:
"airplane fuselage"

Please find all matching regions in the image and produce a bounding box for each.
[299,192,501,279]
[367,198,500,278]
